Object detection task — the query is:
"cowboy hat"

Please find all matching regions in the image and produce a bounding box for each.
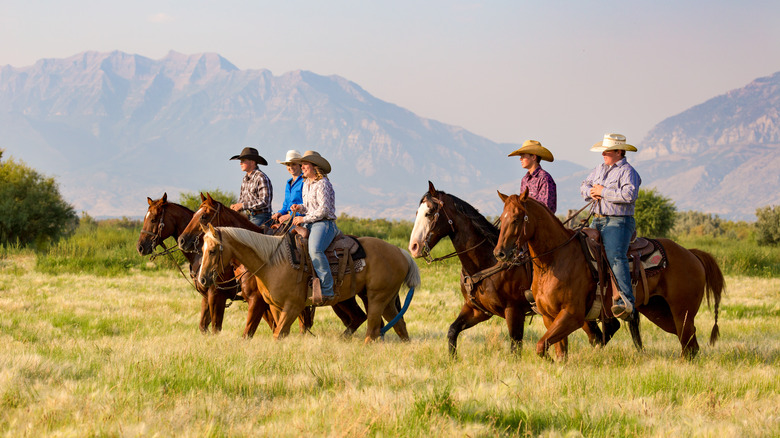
[508,140,554,162]
[293,150,331,174]
[590,133,637,152]
[276,149,303,165]
[229,147,268,165]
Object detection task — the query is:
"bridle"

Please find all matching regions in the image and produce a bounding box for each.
[140,204,167,249]
[502,201,584,267]
[419,194,486,264]
[200,228,286,290]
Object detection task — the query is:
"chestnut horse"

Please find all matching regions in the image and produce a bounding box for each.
[197,225,419,341]
[494,190,724,359]
[136,193,276,334]
[408,182,635,357]
[177,193,373,337]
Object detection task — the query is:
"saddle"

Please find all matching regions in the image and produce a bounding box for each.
[578,228,668,320]
[285,228,366,304]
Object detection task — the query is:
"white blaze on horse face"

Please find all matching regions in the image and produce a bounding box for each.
[198,234,216,284]
[408,202,432,257]
[144,211,150,221]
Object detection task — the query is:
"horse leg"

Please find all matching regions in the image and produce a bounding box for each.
[207,288,228,334]
[626,312,644,352]
[536,309,583,360]
[199,294,211,334]
[332,297,367,337]
[552,337,569,359]
[505,306,526,354]
[297,306,315,334]
[243,294,273,339]
[273,302,305,340]
[674,308,700,360]
[583,321,604,347]
[380,298,409,342]
[447,304,492,357]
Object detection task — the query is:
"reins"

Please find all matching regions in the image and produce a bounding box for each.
[420,195,488,264]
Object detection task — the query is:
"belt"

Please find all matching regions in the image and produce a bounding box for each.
[594,214,628,218]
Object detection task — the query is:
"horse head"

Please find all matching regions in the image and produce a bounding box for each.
[408,181,456,259]
[494,188,533,262]
[197,224,227,288]
[178,192,219,252]
[137,193,171,255]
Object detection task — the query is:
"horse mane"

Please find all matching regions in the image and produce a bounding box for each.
[203,198,263,231]
[428,190,499,245]
[217,227,286,265]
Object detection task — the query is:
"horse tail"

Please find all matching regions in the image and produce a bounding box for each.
[402,249,422,289]
[690,248,725,346]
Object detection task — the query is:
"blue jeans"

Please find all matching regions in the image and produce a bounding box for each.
[591,216,635,306]
[304,220,339,297]
[248,212,271,228]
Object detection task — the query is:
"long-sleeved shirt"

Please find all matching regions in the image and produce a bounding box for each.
[580,158,641,216]
[298,177,336,223]
[238,169,273,213]
[277,175,304,215]
[521,167,557,213]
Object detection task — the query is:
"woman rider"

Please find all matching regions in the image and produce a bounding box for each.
[290,151,338,305]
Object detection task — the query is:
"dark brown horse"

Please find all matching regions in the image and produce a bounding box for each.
[494,190,724,359]
[177,193,371,337]
[136,193,276,334]
[408,182,634,357]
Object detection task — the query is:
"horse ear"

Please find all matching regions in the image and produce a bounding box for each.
[519,187,530,201]
[208,223,216,235]
[206,192,214,203]
[147,197,153,206]
[428,180,436,195]
[162,192,168,203]
[200,192,206,202]
[497,191,509,203]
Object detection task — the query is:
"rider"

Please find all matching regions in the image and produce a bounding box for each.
[580,133,642,321]
[271,149,304,226]
[290,151,339,305]
[508,139,557,213]
[229,147,273,227]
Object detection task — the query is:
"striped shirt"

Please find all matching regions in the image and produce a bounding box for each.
[580,158,641,216]
[238,169,273,213]
[299,177,336,223]
[521,167,557,213]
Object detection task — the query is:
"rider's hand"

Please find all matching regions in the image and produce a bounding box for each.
[292,216,305,226]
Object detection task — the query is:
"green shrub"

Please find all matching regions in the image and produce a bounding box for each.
[672,211,724,237]
[0,152,78,249]
[635,188,676,238]
[756,205,780,246]
[178,189,236,211]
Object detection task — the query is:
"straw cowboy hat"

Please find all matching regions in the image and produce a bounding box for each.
[293,150,331,174]
[508,140,554,162]
[276,149,303,165]
[229,147,268,165]
[590,133,637,152]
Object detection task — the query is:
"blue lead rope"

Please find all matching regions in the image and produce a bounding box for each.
[380,287,415,336]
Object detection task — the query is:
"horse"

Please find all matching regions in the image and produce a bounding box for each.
[197,224,420,341]
[493,189,724,359]
[408,181,635,357]
[136,193,278,334]
[177,193,373,337]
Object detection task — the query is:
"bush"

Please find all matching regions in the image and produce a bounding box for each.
[634,188,676,238]
[672,211,724,237]
[178,189,236,211]
[0,151,78,249]
[756,205,780,246]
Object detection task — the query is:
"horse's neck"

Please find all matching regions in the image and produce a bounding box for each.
[450,213,496,273]
[225,230,282,272]
[221,207,263,232]
[526,204,579,265]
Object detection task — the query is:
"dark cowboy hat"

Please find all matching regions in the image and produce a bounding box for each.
[229,147,268,166]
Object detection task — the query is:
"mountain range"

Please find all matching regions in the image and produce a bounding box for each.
[1,51,778,220]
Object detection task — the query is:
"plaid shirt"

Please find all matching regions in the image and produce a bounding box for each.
[520,167,557,213]
[580,158,641,216]
[299,177,336,223]
[238,169,273,213]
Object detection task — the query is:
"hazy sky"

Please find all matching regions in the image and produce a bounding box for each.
[2,0,779,166]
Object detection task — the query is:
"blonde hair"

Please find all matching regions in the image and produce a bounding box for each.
[312,165,327,181]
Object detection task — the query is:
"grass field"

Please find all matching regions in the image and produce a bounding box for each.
[1,244,779,437]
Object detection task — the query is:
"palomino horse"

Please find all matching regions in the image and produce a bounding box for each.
[197,224,420,341]
[408,182,634,357]
[493,190,724,359]
[177,193,373,337]
[137,193,279,335]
